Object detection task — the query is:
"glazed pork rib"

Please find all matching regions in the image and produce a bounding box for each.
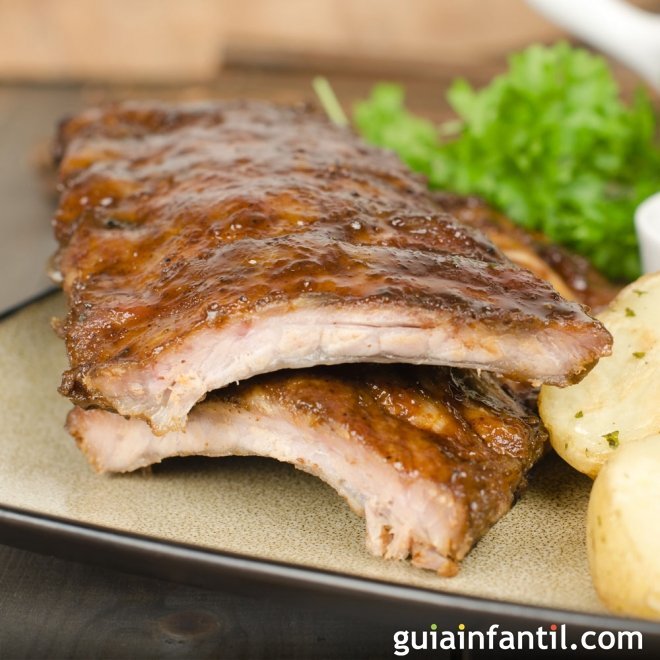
[67,365,547,575]
[52,100,611,434]
[435,193,619,311]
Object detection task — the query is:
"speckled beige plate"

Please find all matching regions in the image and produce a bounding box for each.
[0,294,605,615]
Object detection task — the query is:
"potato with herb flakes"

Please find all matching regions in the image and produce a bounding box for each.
[587,433,660,620]
[538,271,660,478]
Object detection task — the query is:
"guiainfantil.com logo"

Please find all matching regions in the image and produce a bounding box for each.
[393,622,643,655]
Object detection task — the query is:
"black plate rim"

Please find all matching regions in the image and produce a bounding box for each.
[2,501,660,636]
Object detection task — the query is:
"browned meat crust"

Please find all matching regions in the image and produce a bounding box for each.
[67,364,548,575]
[434,193,620,311]
[52,101,611,433]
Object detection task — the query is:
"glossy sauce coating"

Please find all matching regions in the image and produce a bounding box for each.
[52,101,610,407]
[435,193,620,311]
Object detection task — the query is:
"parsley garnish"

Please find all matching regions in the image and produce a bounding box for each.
[354,43,660,280]
[602,431,620,448]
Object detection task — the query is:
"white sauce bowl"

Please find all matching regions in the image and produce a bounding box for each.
[635,192,660,274]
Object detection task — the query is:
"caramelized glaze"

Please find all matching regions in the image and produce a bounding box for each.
[53,101,611,418]
[435,193,620,311]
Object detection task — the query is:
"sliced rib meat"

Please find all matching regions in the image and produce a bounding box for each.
[52,100,611,433]
[67,365,547,575]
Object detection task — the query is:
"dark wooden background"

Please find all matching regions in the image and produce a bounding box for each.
[0,542,409,659]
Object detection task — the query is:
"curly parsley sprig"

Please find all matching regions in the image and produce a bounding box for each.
[353,43,660,281]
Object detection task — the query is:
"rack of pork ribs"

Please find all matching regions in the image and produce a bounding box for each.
[52,101,612,575]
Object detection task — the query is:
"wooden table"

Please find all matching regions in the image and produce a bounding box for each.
[0,542,409,659]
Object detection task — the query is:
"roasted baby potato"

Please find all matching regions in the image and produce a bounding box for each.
[539,272,660,478]
[587,433,660,620]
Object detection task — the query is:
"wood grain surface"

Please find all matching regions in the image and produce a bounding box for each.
[3,0,658,83]
[0,543,406,659]
[0,0,564,82]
